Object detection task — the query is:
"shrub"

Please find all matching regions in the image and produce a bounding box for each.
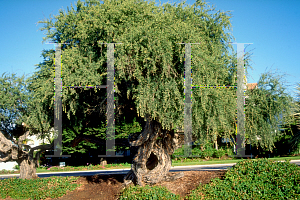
[119,185,181,200]
[202,146,215,159]
[214,148,226,159]
[172,146,185,159]
[225,147,235,156]
[192,147,202,157]
[0,169,15,174]
[172,145,204,159]
[186,158,300,199]
[13,164,20,170]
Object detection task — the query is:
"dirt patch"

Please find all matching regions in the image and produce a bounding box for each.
[1,170,227,200]
[49,170,227,200]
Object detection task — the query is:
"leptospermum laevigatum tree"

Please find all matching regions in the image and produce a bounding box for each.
[0,72,55,179]
[35,0,245,186]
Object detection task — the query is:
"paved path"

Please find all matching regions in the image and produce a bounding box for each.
[0,160,299,180]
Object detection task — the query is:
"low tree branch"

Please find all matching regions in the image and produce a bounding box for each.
[28,142,54,155]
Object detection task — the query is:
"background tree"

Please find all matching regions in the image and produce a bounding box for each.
[0,72,54,179]
[244,69,298,153]
[273,82,300,155]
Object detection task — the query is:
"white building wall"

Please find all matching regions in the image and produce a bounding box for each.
[0,161,18,171]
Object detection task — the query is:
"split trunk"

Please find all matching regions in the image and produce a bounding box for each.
[123,115,184,187]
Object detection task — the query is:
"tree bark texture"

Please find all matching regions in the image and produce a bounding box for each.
[0,124,54,179]
[123,115,184,187]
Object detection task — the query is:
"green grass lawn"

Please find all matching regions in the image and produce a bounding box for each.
[0,176,80,199]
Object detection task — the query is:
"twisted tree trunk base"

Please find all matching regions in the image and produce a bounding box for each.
[122,115,184,188]
[122,170,184,189]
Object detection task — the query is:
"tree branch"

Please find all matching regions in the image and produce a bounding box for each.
[0,130,19,162]
[0,130,14,154]
[28,142,54,155]
[71,135,130,147]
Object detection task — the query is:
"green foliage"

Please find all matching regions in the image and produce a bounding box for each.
[192,146,203,157]
[172,145,229,160]
[214,148,226,159]
[7,0,294,159]
[202,146,215,159]
[62,116,142,154]
[0,72,34,137]
[0,169,16,175]
[13,164,20,170]
[33,0,239,142]
[119,185,181,200]
[225,147,235,156]
[244,70,298,152]
[186,158,300,199]
[0,176,80,199]
[172,145,185,158]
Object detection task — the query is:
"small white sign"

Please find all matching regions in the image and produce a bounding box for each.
[59,162,65,167]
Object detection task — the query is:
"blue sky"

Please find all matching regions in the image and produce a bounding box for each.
[0,0,299,102]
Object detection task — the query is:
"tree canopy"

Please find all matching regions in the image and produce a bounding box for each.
[34,0,238,141]
[18,0,296,156]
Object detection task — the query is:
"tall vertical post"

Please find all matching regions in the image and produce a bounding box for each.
[46,43,70,158]
[106,43,116,157]
[97,42,123,158]
[234,43,252,157]
[184,43,193,157]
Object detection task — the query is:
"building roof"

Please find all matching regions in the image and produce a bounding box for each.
[247,83,258,90]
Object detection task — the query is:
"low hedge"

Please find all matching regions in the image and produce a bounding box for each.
[118,185,181,200]
[172,145,231,160]
[186,158,300,199]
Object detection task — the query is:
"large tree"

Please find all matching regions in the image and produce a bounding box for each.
[0,72,54,179]
[34,0,243,186]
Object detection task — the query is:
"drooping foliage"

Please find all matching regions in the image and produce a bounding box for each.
[0,72,33,138]
[24,0,297,156]
[244,70,298,151]
[34,0,239,146]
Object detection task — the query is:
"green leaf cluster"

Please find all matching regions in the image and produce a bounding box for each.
[172,145,228,160]
[186,158,300,199]
[0,176,80,199]
[35,0,237,134]
[62,116,142,154]
[0,72,33,138]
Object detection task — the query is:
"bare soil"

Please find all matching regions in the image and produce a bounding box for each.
[47,170,227,200]
[1,170,227,200]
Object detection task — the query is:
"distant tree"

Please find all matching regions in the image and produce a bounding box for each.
[0,72,54,179]
[276,82,300,154]
[244,70,298,152]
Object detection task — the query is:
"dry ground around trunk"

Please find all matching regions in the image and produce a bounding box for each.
[51,170,226,200]
[1,170,227,200]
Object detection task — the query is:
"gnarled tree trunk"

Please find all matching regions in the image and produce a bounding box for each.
[17,153,38,179]
[0,123,54,179]
[123,115,184,187]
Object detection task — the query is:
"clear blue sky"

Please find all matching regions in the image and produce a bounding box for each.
[0,0,299,101]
